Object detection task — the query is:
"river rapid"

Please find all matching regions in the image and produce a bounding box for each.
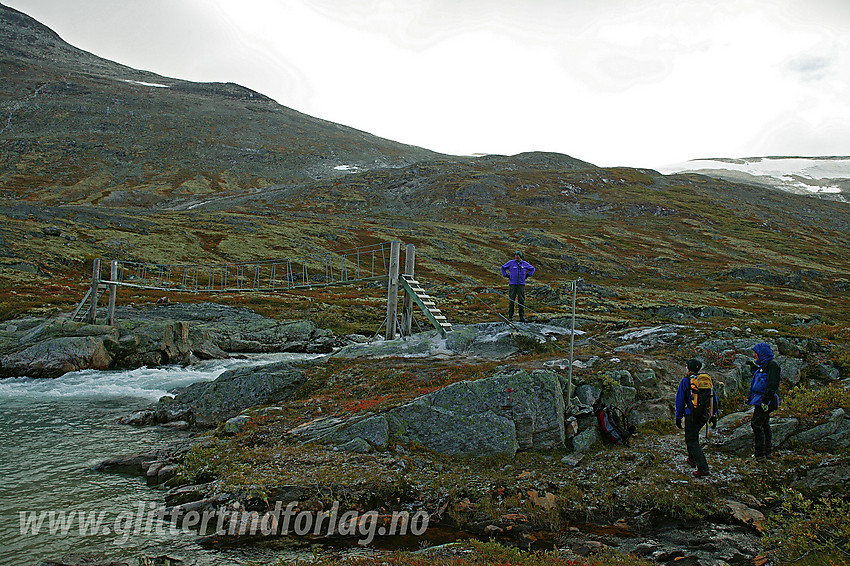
[0,355,320,566]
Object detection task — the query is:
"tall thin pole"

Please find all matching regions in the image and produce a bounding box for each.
[107,260,118,326]
[567,280,577,413]
[401,244,415,337]
[385,240,401,340]
[87,258,101,324]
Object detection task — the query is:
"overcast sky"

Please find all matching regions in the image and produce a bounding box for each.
[6,0,850,168]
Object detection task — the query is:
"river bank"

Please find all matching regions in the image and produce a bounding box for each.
[4,305,849,565]
[0,355,322,566]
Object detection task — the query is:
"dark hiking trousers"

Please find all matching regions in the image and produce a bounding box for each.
[508,284,526,321]
[752,405,772,457]
[685,413,709,473]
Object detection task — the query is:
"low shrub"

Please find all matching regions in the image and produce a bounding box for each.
[762,488,850,565]
[779,383,850,419]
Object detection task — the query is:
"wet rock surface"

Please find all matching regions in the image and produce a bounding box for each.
[332,322,580,360]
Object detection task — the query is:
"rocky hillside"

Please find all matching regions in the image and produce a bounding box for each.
[0,3,849,333]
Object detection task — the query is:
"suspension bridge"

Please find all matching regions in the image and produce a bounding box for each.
[73,241,453,339]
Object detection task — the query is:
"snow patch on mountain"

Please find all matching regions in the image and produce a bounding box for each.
[657,156,850,202]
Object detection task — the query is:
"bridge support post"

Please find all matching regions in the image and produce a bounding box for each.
[107,260,118,326]
[87,258,101,324]
[401,244,415,336]
[385,240,401,340]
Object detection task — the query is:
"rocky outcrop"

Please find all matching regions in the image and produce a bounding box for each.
[0,319,117,378]
[151,360,315,427]
[112,303,336,359]
[91,439,196,486]
[290,368,566,457]
[712,406,850,455]
[0,303,335,378]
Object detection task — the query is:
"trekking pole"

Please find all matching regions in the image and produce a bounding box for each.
[705,390,713,441]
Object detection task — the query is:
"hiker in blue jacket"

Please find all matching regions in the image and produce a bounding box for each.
[747,342,781,458]
[675,359,719,478]
[501,251,535,322]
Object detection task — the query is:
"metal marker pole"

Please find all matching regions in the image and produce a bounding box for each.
[567,279,576,412]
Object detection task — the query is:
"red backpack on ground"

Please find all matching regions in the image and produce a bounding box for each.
[596,404,636,446]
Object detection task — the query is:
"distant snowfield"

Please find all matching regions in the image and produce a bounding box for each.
[657,156,850,200]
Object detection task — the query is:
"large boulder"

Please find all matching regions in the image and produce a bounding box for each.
[158,360,314,427]
[628,399,675,426]
[0,320,117,378]
[714,416,799,455]
[777,356,804,387]
[102,320,229,368]
[571,425,601,453]
[291,368,566,457]
[823,418,850,448]
[791,409,846,446]
[793,463,850,492]
[600,385,638,413]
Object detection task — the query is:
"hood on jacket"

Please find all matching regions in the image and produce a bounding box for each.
[752,342,774,366]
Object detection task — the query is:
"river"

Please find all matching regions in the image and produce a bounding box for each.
[0,355,321,566]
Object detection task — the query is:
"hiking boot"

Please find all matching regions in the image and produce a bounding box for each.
[692,470,710,478]
[685,457,696,468]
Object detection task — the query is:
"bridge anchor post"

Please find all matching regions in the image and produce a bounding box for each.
[401,244,415,337]
[107,260,118,326]
[87,258,101,324]
[385,240,401,340]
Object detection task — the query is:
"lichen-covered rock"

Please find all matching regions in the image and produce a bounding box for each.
[224,414,252,435]
[634,370,657,388]
[822,418,850,448]
[571,425,601,452]
[776,355,804,386]
[600,385,637,412]
[387,402,518,456]
[714,416,799,454]
[160,360,314,427]
[291,368,566,457]
[628,400,675,426]
[575,384,600,407]
[792,463,850,491]
[792,409,845,445]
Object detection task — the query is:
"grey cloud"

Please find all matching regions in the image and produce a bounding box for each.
[786,55,831,80]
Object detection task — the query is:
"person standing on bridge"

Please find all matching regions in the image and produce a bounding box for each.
[501,251,535,322]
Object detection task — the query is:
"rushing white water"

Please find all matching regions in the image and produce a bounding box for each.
[0,354,320,566]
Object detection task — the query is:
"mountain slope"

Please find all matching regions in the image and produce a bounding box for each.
[0,3,442,206]
[658,156,850,202]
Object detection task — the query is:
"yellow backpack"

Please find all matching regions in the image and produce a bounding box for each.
[689,373,714,418]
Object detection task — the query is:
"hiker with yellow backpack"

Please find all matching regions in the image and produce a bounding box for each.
[675,359,719,478]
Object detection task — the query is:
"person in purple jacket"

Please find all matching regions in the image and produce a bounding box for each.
[501,251,535,322]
